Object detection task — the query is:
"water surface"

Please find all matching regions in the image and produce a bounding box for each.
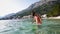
[0,19,60,34]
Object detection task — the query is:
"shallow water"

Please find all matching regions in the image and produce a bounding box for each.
[0,19,60,34]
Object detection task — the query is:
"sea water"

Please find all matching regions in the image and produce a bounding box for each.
[0,19,60,34]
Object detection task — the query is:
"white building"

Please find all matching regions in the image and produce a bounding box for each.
[41,14,47,18]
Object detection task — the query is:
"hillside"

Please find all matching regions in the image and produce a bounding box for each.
[0,0,60,20]
[15,0,59,17]
[47,0,60,17]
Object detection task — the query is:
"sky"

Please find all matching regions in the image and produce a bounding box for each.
[0,0,40,17]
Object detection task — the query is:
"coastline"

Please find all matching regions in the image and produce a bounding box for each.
[42,16,60,19]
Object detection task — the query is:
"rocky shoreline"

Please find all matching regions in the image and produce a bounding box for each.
[42,16,60,19]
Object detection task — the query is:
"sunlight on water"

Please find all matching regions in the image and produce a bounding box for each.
[0,25,6,29]
[0,19,60,34]
[0,21,7,30]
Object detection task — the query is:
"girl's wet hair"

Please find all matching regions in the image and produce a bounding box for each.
[32,12,35,16]
[32,10,36,16]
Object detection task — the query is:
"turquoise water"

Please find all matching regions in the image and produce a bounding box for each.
[0,19,60,34]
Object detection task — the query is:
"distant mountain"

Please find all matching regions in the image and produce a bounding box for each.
[0,0,60,20]
[15,0,58,17]
[0,13,16,20]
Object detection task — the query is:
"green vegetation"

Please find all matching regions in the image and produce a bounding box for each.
[32,1,60,17]
[47,1,60,17]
